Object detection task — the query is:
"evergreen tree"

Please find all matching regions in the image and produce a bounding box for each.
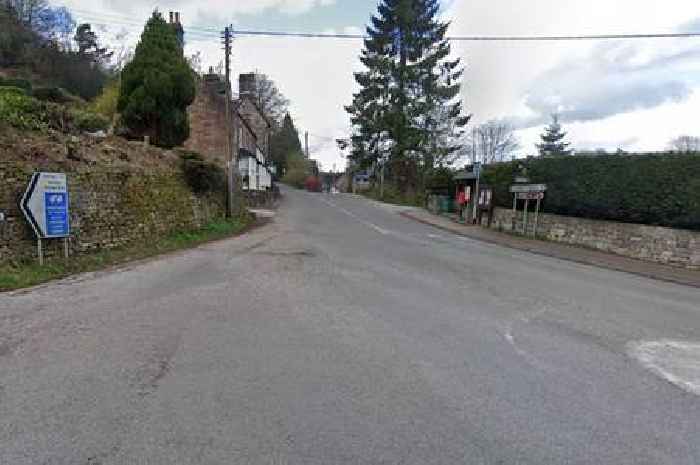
[270,113,303,176]
[537,114,572,156]
[118,11,195,148]
[346,0,469,191]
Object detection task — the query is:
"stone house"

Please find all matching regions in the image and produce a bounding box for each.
[184,71,274,195]
[235,73,273,158]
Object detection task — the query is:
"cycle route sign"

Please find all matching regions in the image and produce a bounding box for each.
[20,172,70,239]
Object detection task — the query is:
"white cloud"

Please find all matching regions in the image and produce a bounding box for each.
[446,0,700,153]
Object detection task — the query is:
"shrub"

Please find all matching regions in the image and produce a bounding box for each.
[32,87,79,104]
[281,151,310,189]
[425,167,455,194]
[0,88,110,133]
[0,88,45,130]
[72,110,109,132]
[364,183,424,207]
[91,79,120,121]
[482,154,700,230]
[0,77,32,93]
[180,151,226,194]
[0,85,28,96]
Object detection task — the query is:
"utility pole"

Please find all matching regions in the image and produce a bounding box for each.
[305,131,309,159]
[222,25,234,217]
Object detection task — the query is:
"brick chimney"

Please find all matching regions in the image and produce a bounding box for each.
[168,11,184,50]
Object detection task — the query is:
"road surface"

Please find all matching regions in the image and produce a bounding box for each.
[1,187,699,464]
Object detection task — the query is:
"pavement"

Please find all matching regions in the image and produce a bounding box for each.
[1,186,699,464]
[400,207,700,288]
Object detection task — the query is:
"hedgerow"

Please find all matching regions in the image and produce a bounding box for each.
[482,154,700,230]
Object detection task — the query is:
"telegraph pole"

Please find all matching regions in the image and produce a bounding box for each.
[222,25,234,217]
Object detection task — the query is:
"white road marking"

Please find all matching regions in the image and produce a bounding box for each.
[317,197,391,235]
[629,340,700,396]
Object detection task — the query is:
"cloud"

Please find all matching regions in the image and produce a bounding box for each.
[678,16,700,33]
[105,0,334,17]
[516,40,700,127]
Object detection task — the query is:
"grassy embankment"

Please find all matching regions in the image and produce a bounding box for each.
[0,216,253,291]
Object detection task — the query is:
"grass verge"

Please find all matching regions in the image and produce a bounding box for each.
[0,215,254,292]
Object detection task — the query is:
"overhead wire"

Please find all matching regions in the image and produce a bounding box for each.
[64,6,700,42]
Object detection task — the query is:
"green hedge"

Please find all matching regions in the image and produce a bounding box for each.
[483,154,700,231]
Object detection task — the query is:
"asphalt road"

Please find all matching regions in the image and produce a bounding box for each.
[1,187,699,464]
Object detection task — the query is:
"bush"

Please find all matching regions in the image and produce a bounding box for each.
[364,183,424,207]
[482,154,700,230]
[0,85,28,96]
[281,151,310,188]
[425,167,455,195]
[0,87,45,130]
[180,151,226,194]
[0,88,111,133]
[91,79,120,121]
[72,110,109,132]
[32,86,77,104]
[0,77,32,93]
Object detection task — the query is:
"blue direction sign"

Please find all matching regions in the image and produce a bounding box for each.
[20,173,70,239]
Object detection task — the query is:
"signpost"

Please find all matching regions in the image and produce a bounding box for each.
[472,162,482,223]
[509,183,547,237]
[20,173,70,265]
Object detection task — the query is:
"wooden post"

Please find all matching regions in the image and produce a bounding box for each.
[523,199,529,235]
[222,26,234,218]
[37,238,43,266]
[512,194,517,232]
[64,237,69,259]
[533,197,541,238]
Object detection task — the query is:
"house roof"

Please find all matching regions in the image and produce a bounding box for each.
[235,95,272,129]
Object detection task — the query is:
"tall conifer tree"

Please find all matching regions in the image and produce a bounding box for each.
[118,11,195,148]
[345,0,469,190]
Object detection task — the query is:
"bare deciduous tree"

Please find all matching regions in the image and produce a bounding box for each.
[464,120,520,164]
[669,135,700,153]
[253,73,290,127]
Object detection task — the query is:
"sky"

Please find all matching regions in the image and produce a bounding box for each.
[61,0,700,171]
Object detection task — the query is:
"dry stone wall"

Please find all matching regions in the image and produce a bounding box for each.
[0,133,226,265]
[490,207,700,269]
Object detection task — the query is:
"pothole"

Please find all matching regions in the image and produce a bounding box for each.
[629,340,700,396]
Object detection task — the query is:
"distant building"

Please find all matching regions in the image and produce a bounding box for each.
[184,71,274,197]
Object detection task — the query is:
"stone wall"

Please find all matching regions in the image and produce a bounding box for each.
[489,207,700,269]
[0,134,226,265]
